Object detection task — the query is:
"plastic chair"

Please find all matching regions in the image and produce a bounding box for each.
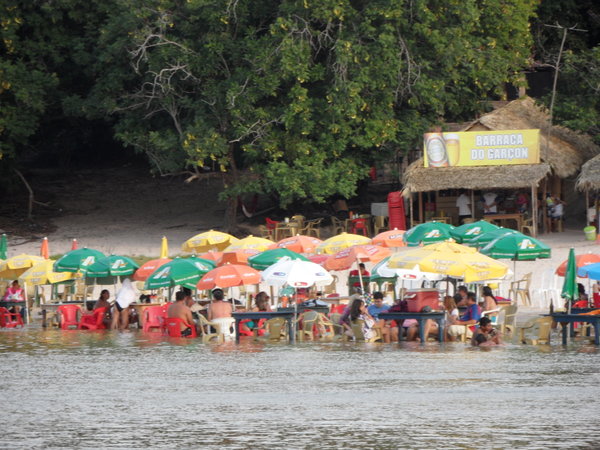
[306,218,323,238]
[258,225,274,240]
[373,216,388,235]
[331,216,346,234]
[318,313,345,340]
[198,315,224,343]
[501,304,518,335]
[253,317,288,341]
[510,273,532,306]
[520,218,534,236]
[57,305,82,330]
[351,319,383,342]
[142,305,167,333]
[78,307,109,330]
[0,307,24,328]
[265,217,279,233]
[296,310,320,341]
[350,218,369,236]
[515,316,552,345]
[329,304,347,314]
[165,317,198,338]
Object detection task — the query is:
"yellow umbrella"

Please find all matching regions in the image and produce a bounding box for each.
[0,254,46,279]
[182,230,240,253]
[316,232,371,255]
[19,260,76,285]
[160,236,169,259]
[223,235,274,253]
[387,241,509,283]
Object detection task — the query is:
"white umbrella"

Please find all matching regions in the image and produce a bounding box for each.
[261,257,333,288]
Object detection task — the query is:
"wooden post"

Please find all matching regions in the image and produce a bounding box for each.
[418,192,423,223]
[585,189,589,225]
[531,185,538,237]
[542,177,548,233]
[409,192,414,228]
[471,190,475,219]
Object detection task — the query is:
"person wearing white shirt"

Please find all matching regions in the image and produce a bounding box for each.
[483,192,498,214]
[456,191,471,224]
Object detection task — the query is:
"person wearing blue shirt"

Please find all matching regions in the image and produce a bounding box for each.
[447,292,481,341]
[367,292,389,320]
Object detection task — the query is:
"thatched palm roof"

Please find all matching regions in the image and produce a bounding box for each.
[403,97,599,193]
[576,154,600,191]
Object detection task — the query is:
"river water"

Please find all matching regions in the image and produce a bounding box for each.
[1,327,599,449]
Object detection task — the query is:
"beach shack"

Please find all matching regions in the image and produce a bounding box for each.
[576,154,600,229]
[402,97,599,235]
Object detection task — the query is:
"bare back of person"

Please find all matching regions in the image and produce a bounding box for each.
[208,300,232,320]
[168,302,194,331]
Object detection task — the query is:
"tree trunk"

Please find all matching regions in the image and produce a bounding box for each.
[224,143,240,233]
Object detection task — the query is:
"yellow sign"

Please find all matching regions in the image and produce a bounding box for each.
[423,129,540,167]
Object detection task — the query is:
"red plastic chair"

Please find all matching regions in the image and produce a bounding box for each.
[0,307,24,328]
[329,304,347,314]
[57,305,81,330]
[265,217,279,231]
[78,307,109,330]
[143,305,167,333]
[350,218,369,236]
[239,318,266,336]
[165,317,197,338]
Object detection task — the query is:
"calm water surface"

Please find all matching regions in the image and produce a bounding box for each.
[1,326,599,449]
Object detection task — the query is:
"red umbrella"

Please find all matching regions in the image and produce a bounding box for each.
[197,264,261,290]
[275,235,323,254]
[371,228,406,248]
[198,251,224,262]
[556,253,600,277]
[308,254,328,266]
[218,249,259,266]
[324,245,391,271]
[133,258,173,281]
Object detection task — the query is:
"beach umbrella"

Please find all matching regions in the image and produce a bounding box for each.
[219,249,260,266]
[84,255,140,278]
[274,235,323,253]
[0,233,8,260]
[450,220,501,244]
[198,251,223,262]
[144,256,216,290]
[19,260,75,285]
[308,254,329,266]
[0,254,46,279]
[247,248,308,271]
[576,262,600,280]
[223,235,274,253]
[479,232,551,261]
[388,241,509,283]
[53,248,106,273]
[402,221,455,247]
[371,228,406,248]
[197,264,261,290]
[557,253,600,277]
[262,258,333,288]
[317,232,371,255]
[469,228,518,248]
[40,237,49,259]
[182,230,240,253]
[562,248,577,317]
[71,239,78,250]
[324,245,391,271]
[371,256,443,282]
[160,236,169,259]
[133,258,172,281]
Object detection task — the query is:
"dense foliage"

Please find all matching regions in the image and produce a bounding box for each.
[7,0,597,225]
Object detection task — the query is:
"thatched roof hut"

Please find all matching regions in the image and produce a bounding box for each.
[403,97,599,193]
[576,154,600,191]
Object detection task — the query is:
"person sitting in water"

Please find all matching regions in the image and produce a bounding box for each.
[92,289,112,327]
[481,286,499,317]
[111,279,136,330]
[448,292,481,341]
[349,263,370,288]
[240,292,271,335]
[167,291,196,337]
[471,316,502,347]
[3,280,25,316]
[367,292,389,320]
[349,297,391,343]
[455,285,468,307]
[207,288,235,338]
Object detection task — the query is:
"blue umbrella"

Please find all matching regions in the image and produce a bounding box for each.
[577,262,600,280]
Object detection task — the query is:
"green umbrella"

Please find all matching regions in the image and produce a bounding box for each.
[0,234,7,260]
[403,221,455,247]
[85,255,140,277]
[247,249,308,271]
[144,256,215,290]
[450,220,501,244]
[561,248,577,309]
[469,228,518,248]
[480,232,551,260]
[370,256,397,283]
[53,248,106,273]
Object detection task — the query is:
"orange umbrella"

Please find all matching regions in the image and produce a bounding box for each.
[71,239,78,250]
[275,235,323,254]
[198,251,224,262]
[197,264,261,290]
[40,237,49,259]
[308,254,328,266]
[556,253,600,277]
[324,245,391,271]
[371,228,406,248]
[133,258,173,281]
[219,249,260,266]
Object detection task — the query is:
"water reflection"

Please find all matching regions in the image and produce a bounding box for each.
[1,327,599,448]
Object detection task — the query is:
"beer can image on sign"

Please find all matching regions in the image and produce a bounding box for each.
[424,133,448,167]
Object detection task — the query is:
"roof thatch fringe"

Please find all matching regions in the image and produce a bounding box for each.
[402,162,551,194]
[463,97,599,178]
[576,154,600,191]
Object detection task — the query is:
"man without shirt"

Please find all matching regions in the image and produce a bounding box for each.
[168,291,196,337]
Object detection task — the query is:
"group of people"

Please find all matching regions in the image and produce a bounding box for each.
[335,286,502,346]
